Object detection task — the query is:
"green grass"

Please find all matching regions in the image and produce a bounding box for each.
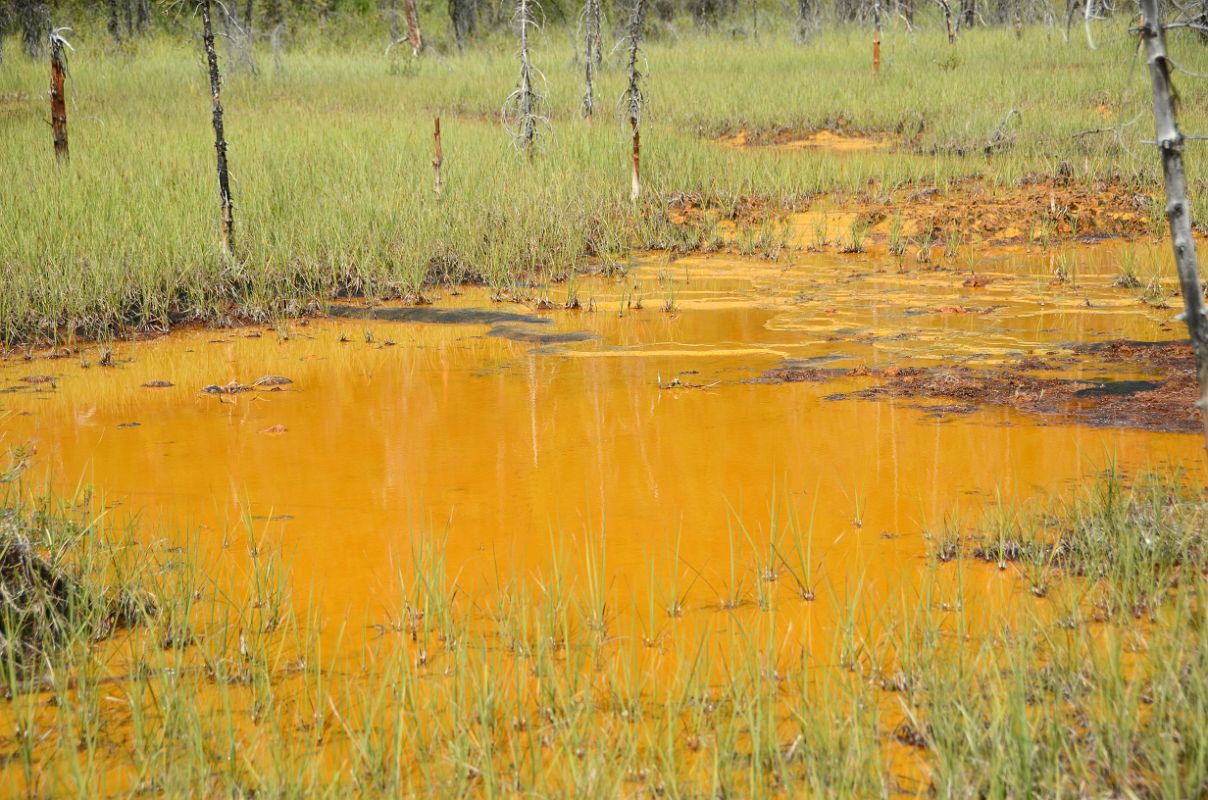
[0,16,1205,345]
[1,459,1206,797]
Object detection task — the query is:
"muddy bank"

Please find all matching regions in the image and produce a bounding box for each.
[673,178,1154,249]
[326,304,553,327]
[763,341,1202,434]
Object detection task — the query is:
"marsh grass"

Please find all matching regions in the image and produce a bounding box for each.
[1,467,1205,796]
[2,19,1207,344]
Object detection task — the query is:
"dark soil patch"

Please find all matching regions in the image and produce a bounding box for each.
[487,324,598,344]
[763,341,1201,434]
[327,304,551,327]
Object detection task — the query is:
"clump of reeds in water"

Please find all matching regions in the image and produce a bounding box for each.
[1,467,1205,797]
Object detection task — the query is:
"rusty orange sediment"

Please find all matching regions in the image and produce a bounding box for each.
[718,128,897,153]
[0,241,1203,792]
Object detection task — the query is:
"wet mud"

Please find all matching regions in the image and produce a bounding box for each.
[486,324,600,344]
[326,304,552,327]
[763,340,1200,433]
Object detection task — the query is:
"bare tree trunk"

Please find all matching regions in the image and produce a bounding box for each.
[265,0,283,28]
[432,117,443,196]
[48,24,68,161]
[582,0,600,117]
[244,0,254,34]
[108,0,122,42]
[271,22,285,72]
[401,0,423,54]
[873,0,881,73]
[937,0,955,42]
[1139,0,1208,452]
[625,0,648,202]
[17,0,45,58]
[960,0,974,28]
[796,0,813,39]
[450,0,475,52]
[518,0,534,151]
[200,0,235,256]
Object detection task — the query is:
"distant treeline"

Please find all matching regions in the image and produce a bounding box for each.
[0,0,1122,58]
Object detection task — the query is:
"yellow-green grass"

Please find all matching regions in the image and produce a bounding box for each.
[1,17,1205,344]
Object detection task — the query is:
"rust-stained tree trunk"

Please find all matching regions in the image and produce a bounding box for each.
[873,0,881,73]
[200,0,234,256]
[937,0,956,42]
[49,25,68,160]
[402,0,423,55]
[432,117,443,197]
[625,0,648,203]
[1139,0,1208,453]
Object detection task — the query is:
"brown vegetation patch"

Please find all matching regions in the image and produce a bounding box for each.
[669,179,1154,252]
[762,342,1200,433]
[846,342,1198,433]
[877,179,1151,246]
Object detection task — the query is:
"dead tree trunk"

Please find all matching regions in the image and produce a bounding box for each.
[48,25,68,160]
[1139,0,1208,451]
[937,0,956,42]
[516,0,536,152]
[796,0,813,39]
[624,0,647,203]
[402,0,423,55]
[108,0,122,43]
[17,0,45,58]
[200,0,235,256]
[502,0,547,155]
[432,117,443,196]
[873,0,881,73]
[960,0,974,28]
[582,0,601,117]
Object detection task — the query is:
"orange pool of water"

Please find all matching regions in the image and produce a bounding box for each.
[1,245,1201,655]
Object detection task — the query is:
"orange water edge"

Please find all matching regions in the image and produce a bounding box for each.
[0,245,1203,793]
[2,245,1201,637]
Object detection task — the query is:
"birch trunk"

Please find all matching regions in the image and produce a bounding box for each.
[1139,0,1208,451]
